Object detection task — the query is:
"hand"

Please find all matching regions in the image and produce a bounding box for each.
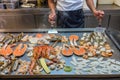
[48,11,56,25]
[93,10,104,20]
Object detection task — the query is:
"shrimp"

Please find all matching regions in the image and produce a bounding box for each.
[29,45,57,75]
[36,33,43,38]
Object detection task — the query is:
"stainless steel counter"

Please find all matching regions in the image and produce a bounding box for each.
[0,4,120,30]
[106,28,120,50]
[0,28,120,78]
[97,4,120,15]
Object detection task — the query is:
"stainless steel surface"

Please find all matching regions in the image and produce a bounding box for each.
[0,5,120,30]
[0,8,50,29]
[98,19,102,27]
[35,13,50,29]
[0,28,120,78]
[106,28,120,50]
[85,15,109,28]
[0,28,96,32]
[97,4,120,31]
[0,14,36,29]
[109,15,120,31]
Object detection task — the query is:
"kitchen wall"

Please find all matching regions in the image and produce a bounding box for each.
[83,0,97,10]
[98,0,120,6]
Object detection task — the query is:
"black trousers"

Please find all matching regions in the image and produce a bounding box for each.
[57,9,85,28]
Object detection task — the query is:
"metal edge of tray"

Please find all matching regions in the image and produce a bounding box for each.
[0,74,120,79]
[105,30,120,51]
[104,31,120,61]
[0,28,120,78]
[0,28,96,33]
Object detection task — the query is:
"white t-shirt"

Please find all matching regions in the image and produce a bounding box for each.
[56,0,83,11]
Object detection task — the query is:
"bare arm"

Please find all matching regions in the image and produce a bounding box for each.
[86,0,96,13]
[48,0,56,24]
[86,0,104,19]
[48,0,56,13]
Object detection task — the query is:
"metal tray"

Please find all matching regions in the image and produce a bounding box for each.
[0,28,120,78]
[106,28,120,51]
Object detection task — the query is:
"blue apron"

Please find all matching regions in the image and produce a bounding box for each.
[57,9,85,28]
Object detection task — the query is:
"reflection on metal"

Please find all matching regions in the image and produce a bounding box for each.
[0,17,6,29]
[0,28,120,78]
[0,28,96,33]
[0,6,120,29]
[106,28,120,50]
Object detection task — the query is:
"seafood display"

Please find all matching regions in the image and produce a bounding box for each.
[0,31,120,76]
[71,56,120,74]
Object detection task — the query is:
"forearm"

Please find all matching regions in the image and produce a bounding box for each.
[48,0,56,13]
[86,0,96,13]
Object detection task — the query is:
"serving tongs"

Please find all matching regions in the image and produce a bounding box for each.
[94,18,105,33]
[48,20,58,34]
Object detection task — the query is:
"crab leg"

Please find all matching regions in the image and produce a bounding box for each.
[29,58,36,75]
[29,45,58,75]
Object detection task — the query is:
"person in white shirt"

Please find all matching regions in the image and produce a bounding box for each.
[48,0,104,28]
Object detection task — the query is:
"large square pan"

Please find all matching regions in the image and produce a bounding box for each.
[0,28,120,79]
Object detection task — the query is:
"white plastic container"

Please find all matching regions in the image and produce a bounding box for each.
[98,0,114,4]
[114,0,120,6]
